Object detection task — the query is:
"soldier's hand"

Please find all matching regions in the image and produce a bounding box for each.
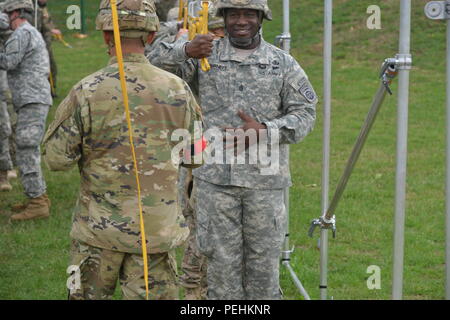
[237,111,267,135]
[185,34,214,59]
[223,111,267,152]
[51,29,62,36]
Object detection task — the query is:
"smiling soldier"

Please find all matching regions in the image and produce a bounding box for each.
[149,0,317,300]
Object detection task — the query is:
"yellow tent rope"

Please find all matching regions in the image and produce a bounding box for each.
[110,0,150,300]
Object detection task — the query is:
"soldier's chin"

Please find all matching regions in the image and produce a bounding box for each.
[229,36,253,48]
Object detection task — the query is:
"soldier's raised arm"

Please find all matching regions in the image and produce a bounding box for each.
[0,27,30,70]
[147,33,213,86]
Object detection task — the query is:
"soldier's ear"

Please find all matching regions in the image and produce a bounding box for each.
[102,31,113,45]
[146,32,156,45]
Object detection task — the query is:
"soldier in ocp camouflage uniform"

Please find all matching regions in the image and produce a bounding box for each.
[0,0,52,220]
[43,0,203,300]
[149,0,317,299]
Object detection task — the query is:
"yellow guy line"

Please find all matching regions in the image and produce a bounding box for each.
[110,0,150,300]
[200,1,210,72]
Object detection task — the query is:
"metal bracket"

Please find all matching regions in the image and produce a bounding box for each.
[308,215,336,239]
[395,53,412,70]
[275,33,291,48]
[425,1,450,20]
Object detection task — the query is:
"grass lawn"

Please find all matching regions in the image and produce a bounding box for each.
[0,0,448,300]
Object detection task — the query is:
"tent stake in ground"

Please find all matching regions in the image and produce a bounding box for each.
[276,0,311,301]
[424,0,450,300]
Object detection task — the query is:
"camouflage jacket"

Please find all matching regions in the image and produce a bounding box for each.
[148,36,317,189]
[43,53,203,254]
[0,21,52,109]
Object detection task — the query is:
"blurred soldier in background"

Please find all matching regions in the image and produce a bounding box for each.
[155,0,178,22]
[147,2,225,300]
[34,0,59,97]
[0,4,13,192]
[43,0,203,300]
[0,0,52,221]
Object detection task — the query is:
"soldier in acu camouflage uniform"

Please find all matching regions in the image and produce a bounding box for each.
[0,0,52,221]
[34,0,59,97]
[0,6,13,192]
[149,0,317,300]
[43,0,203,300]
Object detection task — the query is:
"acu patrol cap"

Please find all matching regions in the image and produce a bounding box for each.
[3,0,34,13]
[215,0,272,21]
[96,0,160,38]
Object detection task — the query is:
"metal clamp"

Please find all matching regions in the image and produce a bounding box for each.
[425,1,450,20]
[308,215,336,239]
[395,53,412,70]
[275,33,291,48]
[380,58,399,94]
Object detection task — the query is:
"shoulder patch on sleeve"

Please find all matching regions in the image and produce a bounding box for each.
[298,78,317,103]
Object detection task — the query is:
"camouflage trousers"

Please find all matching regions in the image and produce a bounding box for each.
[68,239,179,300]
[177,167,208,298]
[15,103,49,198]
[0,98,12,171]
[195,178,287,300]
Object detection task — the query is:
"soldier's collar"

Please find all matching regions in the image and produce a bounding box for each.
[108,53,149,66]
[219,37,270,65]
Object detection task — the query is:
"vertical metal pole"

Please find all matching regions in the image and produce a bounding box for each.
[446,14,450,300]
[392,0,411,300]
[279,0,311,300]
[320,0,332,301]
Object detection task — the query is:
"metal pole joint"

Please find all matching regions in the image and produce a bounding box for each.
[308,215,336,239]
[394,54,412,70]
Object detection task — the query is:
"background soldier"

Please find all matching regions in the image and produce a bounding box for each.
[154,0,178,22]
[0,6,12,192]
[0,0,52,221]
[43,0,203,300]
[149,0,317,300]
[147,3,225,300]
[34,0,59,97]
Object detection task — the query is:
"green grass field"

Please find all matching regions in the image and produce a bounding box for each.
[0,0,448,300]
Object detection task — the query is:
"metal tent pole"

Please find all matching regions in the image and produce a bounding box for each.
[392,0,412,300]
[446,10,450,301]
[277,0,311,300]
[424,0,450,300]
[318,0,333,301]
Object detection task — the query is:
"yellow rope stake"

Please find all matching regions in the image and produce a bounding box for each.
[110,0,150,300]
[178,0,184,21]
[200,1,210,72]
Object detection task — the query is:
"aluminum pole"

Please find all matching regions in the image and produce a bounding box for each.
[443,10,450,301]
[278,0,311,300]
[319,0,332,301]
[392,0,412,300]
